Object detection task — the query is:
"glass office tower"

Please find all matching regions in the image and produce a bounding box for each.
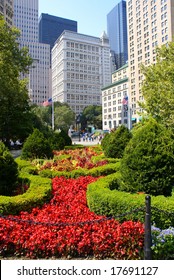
[107,0,128,69]
[39,13,78,51]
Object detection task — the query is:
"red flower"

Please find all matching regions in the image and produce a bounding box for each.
[0,176,144,259]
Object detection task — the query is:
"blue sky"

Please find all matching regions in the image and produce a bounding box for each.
[39,0,120,37]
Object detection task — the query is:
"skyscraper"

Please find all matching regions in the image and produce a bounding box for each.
[0,0,14,27]
[13,0,51,105]
[52,31,111,116]
[39,13,77,51]
[107,0,128,70]
[127,0,174,124]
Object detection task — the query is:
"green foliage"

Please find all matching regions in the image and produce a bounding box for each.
[0,17,33,143]
[48,131,65,151]
[54,102,75,131]
[0,173,52,215]
[101,126,132,158]
[0,142,19,196]
[82,105,102,130]
[120,118,174,196]
[87,172,174,229]
[21,129,53,160]
[39,162,120,179]
[140,40,174,128]
[59,130,72,146]
[101,132,110,151]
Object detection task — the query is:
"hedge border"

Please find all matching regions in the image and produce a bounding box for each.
[38,162,120,178]
[86,173,174,229]
[0,173,52,215]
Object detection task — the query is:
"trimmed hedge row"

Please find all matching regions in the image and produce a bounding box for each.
[39,162,120,179]
[2,154,174,229]
[91,155,119,164]
[0,173,52,215]
[86,173,174,229]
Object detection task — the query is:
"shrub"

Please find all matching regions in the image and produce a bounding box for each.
[87,172,174,229]
[120,118,174,196]
[0,173,52,215]
[59,130,72,146]
[48,131,65,151]
[21,128,53,160]
[101,126,132,158]
[0,142,19,196]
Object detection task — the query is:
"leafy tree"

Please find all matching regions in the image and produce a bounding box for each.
[120,118,174,197]
[140,41,174,128]
[101,125,132,158]
[0,141,18,196]
[30,104,53,136]
[54,102,75,132]
[0,17,33,144]
[82,105,102,130]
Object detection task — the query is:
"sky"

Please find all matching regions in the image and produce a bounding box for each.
[39,0,120,37]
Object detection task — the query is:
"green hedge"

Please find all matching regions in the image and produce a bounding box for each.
[39,162,120,178]
[0,173,52,215]
[91,155,119,164]
[87,173,174,229]
[15,158,39,175]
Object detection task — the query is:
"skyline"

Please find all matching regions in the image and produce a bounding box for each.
[39,0,121,38]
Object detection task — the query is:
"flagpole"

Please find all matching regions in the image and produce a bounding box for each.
[52,100,54,130]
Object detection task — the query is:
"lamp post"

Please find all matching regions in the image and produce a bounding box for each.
[76,113,82,142]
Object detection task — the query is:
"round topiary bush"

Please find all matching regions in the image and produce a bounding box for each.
[120,118,174,196]
[0,142,19,196]
[21,128,53,160]
[101,125,132,158]
[49,131,65,151]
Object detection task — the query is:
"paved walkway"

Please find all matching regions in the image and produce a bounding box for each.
[10,149,22,158]
[72,139,100,146]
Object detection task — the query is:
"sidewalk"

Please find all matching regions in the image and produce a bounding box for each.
[72,139,100,146]
[10,149,22,158]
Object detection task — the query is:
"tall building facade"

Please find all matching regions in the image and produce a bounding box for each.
[39,13,77,51]
[107,0,128,70]
[52,31,111,116]
[127,0,174,124]
[13,0,50,105]
[0,0,14,27]
[102,64,129,131]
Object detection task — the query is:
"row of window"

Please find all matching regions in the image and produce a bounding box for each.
[66,42,99,53]
[128,0,167,6]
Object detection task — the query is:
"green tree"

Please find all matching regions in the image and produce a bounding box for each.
[120,118,174,197]
[82,105,102,129]
[0,17,33,144]
[140,40,174,128]
[54,102,75,132]
[0,141,18,196]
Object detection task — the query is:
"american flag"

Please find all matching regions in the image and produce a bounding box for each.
[43,97,52,106]
[122,96,128,105]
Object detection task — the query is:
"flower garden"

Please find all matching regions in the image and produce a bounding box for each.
[0,145,174,259]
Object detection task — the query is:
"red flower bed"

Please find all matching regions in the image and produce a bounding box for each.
[0,176,144,259]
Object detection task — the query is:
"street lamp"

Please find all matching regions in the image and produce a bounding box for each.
[76,113,82,142]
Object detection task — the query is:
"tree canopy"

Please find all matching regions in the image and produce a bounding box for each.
[0,17,33,144]
[31,102,75,133]
[140,41,174,128]
[82,105,102,130]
